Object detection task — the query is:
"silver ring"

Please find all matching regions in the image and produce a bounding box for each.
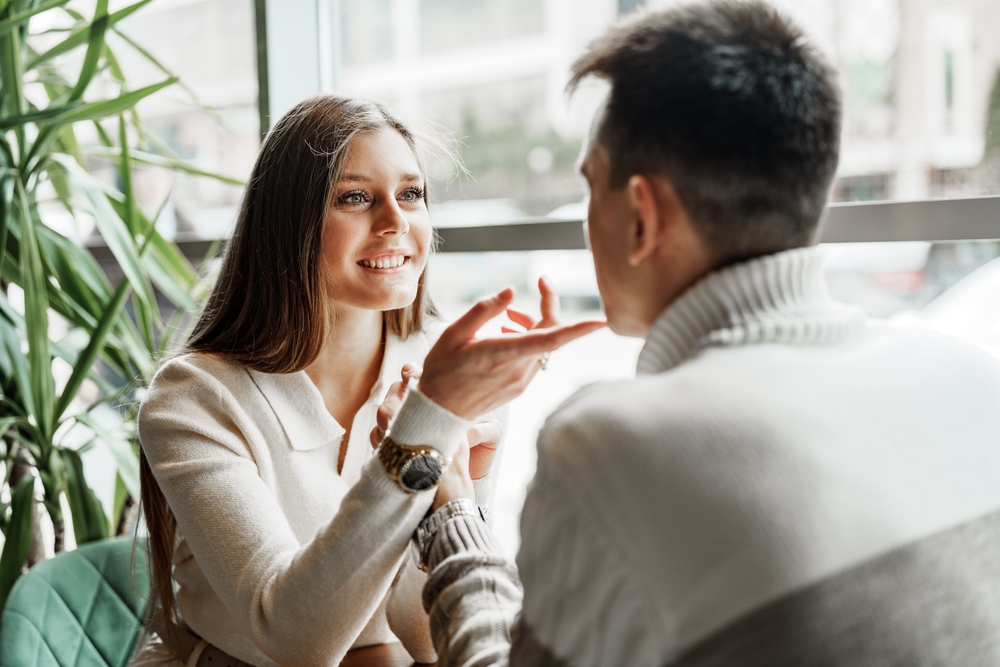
[539,352,550,371]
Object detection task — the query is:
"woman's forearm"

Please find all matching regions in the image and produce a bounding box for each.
[142,366,470,665]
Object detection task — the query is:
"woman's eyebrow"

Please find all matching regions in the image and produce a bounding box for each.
[337,173,423,183]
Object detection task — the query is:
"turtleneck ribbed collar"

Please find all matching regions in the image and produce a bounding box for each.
[636,246,865,376]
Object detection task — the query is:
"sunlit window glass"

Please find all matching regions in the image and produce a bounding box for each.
[341,0,393,65]
[419,0,545,53]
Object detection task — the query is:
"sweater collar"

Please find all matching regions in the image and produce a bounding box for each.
[636,246,865,376]
[248,329,425,452]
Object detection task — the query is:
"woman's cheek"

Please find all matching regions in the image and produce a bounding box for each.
[412,219,433,265]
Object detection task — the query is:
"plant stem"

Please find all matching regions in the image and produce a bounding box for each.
[6,444,46,566]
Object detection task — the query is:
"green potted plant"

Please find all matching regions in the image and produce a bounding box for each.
[0,0,238,613]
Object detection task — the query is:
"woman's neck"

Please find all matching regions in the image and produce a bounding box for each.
[304,307,385,436]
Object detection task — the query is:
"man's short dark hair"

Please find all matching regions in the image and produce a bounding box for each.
[570,0,842,263]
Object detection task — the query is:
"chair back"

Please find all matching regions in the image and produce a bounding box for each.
[0,537,149,667]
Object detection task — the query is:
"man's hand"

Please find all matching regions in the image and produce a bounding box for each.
[370,364,505,480]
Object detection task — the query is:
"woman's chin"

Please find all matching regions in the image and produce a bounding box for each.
[328,284,418,313]
[368,290,419,313]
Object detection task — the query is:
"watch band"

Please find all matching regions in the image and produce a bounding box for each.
[414,498,481,571]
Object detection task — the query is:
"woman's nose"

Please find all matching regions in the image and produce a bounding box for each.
[375,200,410,236]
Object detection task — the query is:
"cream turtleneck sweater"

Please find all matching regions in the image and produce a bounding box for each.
[394,246,1000,667]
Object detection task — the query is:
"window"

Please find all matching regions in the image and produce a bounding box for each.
[419,0,545,53]
[116,0,259,240]
[341,0,394,65]
[85,0,1000,555]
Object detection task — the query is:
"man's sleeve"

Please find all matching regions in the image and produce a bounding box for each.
[421,515,521,667]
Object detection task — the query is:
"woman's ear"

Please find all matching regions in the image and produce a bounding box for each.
[625,174,661,268]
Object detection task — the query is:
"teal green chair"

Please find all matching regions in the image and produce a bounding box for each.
[0,538,149,667]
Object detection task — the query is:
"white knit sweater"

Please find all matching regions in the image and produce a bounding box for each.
[134,328,489,666]
[407,246,1000,667]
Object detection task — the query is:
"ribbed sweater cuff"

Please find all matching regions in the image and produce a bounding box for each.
[389,388,471,459]
[427,514,501,570]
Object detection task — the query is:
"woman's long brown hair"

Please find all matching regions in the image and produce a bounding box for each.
[139,95,438,652]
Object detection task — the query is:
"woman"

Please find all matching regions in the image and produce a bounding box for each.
[132,96,511,666]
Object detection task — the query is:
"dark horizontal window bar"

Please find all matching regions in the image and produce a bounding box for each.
[84,195,1000,266]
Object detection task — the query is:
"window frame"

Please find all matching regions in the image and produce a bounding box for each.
[229,0,1000,260]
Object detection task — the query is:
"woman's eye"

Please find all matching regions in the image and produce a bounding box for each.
[399,188,425,202]
[339,191,367,206]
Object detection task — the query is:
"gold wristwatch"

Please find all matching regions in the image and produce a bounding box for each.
[378,435,449,493]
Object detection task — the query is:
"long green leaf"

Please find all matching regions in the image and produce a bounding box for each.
[49,153,156,312]
[84,145,244,186]
[0,103,82,130]
[0,304,32,414]
[0,4,28,155]
[143,245,197,311]
[0,476,35,613]
[0,0,71,38]
[60,447,109,545]
[53,279,130,422]
[0,416,16,440]
[26,79,177,174]
[117,116,139,236]
[103,195,198,310]
[75,412,139,500]
[110,26,225,125]
[0,174,12,293]
[111,472,128,533]
[25,0,153,71]
[66,0,109,103]
[14,178,54,440]
[36,222,109,318]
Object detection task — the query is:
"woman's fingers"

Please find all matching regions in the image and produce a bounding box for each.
[438,287,516,348]
[506,306,538,330]
[371,366,422,449]
[538,276,562,328]
[421,316,604,419]
[495,319,606,359]
[467,418,503,450]
[401,363,422,384]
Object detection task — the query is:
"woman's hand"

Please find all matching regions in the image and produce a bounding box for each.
[503,275,562,335]
[419,281,605,419]
[370,363,422,449]
[371,364,505,480]
[432,439,474,511]
[465,417,502,481]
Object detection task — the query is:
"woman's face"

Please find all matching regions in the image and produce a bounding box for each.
[322,127,432,314]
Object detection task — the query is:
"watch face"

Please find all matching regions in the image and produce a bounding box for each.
[399,454,443,491]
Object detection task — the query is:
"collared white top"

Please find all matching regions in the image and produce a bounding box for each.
[136,327,476,666]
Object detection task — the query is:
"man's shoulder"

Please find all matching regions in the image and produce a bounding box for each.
[539,365,745,462]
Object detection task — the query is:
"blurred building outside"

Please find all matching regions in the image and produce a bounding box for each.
[58,0,1000,554]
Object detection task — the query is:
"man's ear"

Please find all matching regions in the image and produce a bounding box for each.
[625,174,662,268]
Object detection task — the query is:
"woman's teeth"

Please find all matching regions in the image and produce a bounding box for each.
[360,256,406,269]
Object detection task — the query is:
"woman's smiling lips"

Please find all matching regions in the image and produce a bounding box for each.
[357,252,410,273]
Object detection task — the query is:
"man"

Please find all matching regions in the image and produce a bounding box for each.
[378,2,1000,665]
